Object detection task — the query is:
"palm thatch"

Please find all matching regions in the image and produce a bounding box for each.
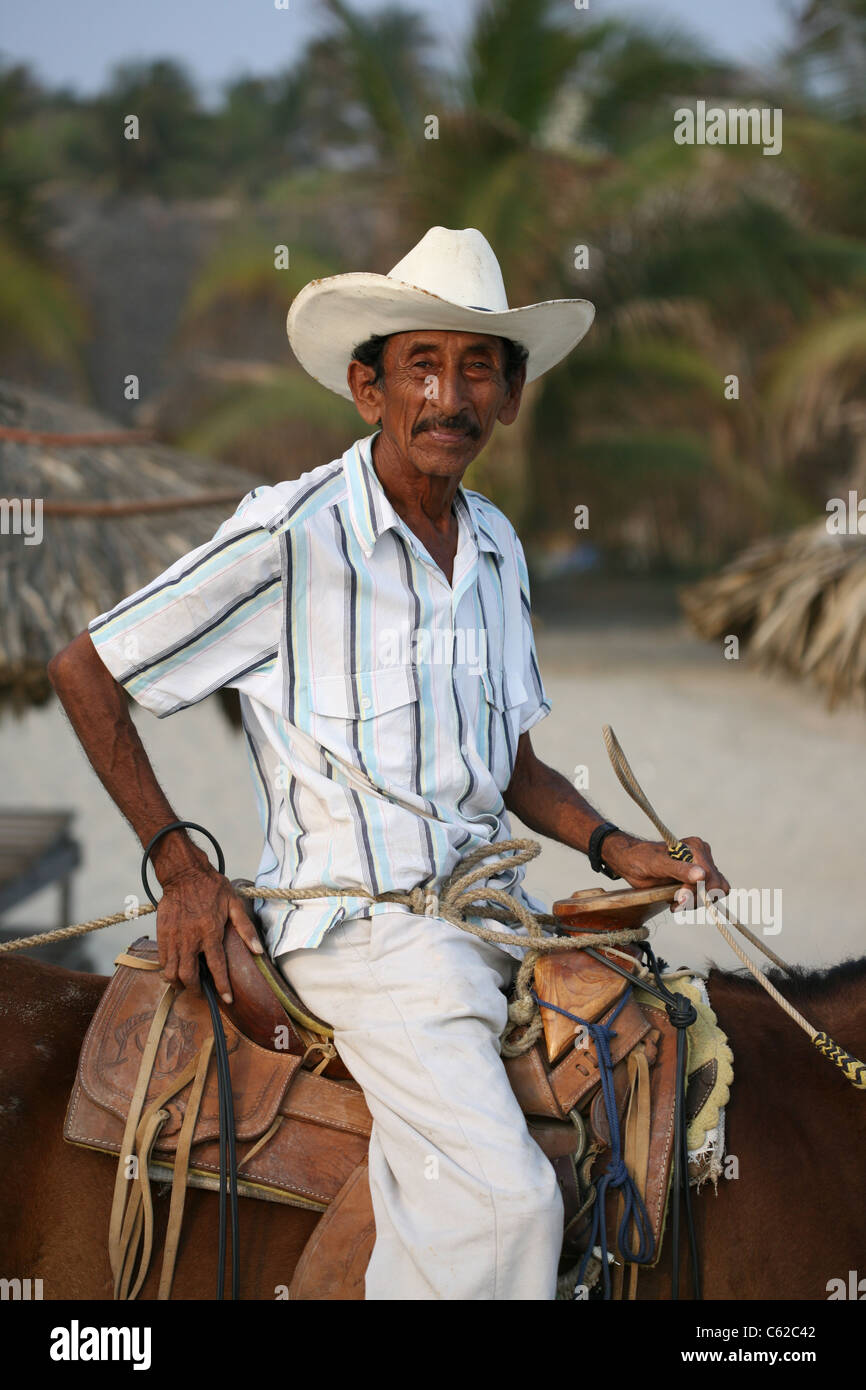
[0,379,255,718]
[680,519,866,709]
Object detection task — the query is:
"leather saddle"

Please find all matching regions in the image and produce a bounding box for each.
[65,884,689,1300]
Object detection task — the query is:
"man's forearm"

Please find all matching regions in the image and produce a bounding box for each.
[504,735,636,864]
[504,732,729,898]
[47,632,209,885]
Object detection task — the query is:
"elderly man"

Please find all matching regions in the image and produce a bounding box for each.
[48,227,728,1301]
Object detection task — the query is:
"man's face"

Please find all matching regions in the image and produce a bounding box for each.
[347,329,525,478]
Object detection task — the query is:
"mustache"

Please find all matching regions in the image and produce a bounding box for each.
[413,414,481,439]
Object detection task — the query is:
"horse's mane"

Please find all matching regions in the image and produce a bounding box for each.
[709,953,866,1003]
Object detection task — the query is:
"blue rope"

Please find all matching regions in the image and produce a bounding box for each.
[531,987,656,1300]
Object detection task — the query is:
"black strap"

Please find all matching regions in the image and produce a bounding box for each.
[588,821,621,880]
[140,819,226,907]
[201,960,240,1301]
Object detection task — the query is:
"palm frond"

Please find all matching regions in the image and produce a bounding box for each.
[764,309,866,455]
[570,427,711,481]
[178,233,337,330]
[323,0,437,160]
[467,0,611,138]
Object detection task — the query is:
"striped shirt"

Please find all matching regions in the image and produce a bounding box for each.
[88,430,552,957]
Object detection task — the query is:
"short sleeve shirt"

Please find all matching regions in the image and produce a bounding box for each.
[88,431,552,957]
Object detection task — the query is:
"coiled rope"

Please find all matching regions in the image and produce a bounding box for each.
[0,837,648,1056]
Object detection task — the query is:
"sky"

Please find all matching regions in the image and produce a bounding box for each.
[2,0,796,104]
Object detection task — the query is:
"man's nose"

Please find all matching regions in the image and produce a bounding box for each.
[435,364,470,416]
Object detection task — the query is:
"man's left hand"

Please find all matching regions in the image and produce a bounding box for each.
[600,832,730,910]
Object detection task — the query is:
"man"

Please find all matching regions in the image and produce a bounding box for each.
[48,226,728,1300]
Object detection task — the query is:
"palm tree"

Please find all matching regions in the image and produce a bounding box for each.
[89,59,211,196]
[319,0,441,165]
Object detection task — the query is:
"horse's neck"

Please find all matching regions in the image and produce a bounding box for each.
[708,961,866,1065]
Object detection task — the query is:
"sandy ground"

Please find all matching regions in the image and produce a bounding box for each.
[2,619,864,978]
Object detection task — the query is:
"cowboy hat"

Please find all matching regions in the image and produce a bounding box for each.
[286,226,595,401]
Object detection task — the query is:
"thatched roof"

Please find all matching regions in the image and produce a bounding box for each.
[680,519,866,709]
[0,379,254,716]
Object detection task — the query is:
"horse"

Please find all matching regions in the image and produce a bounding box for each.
[1,949,864,1300]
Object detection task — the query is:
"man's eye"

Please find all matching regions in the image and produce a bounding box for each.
[413,360,433,370]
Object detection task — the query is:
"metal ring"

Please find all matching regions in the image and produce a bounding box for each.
[140,819,226,907]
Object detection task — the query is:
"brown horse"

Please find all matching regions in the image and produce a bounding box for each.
[1,950,864,1301]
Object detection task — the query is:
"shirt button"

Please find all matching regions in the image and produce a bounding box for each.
[360,696,372,711]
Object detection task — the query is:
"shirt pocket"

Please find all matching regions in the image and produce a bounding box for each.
[303,665,420,785]
[480,666,527,785]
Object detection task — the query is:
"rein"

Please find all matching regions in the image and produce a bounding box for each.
[199,962,240,1301]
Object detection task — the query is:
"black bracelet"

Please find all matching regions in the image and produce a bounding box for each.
[140,819,226,908]
[588,820,621,880]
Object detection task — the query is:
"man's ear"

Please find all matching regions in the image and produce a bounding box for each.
[497,362,526,426]
[347,359,383,426]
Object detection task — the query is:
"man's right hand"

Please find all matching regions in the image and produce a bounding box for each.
[156,864,264,1002]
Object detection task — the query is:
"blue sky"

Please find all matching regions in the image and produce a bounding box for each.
[2,0,795,103]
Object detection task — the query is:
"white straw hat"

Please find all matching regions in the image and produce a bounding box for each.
[286,226,595,400]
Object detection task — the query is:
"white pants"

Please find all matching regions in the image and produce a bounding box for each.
[278,909,563,1300]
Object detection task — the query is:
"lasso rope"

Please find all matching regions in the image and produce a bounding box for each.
[0,838,647,1056]
[0,903,156,950]
[602,724,866,1091]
